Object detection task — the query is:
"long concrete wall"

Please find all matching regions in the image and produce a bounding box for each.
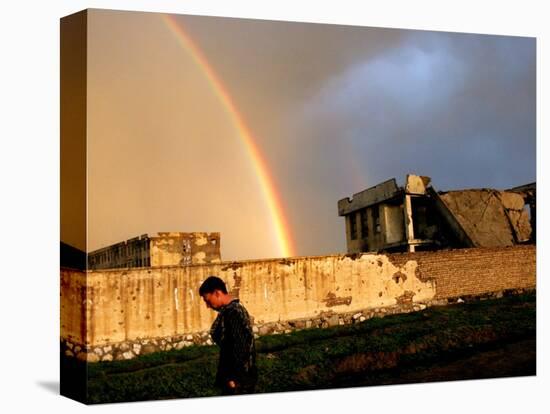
[60,245,535,361]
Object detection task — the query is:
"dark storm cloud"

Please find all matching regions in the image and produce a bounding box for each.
[298,31,535,191]
[177,15,408,105]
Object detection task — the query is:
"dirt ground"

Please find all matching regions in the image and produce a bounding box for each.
[335,338,536,388]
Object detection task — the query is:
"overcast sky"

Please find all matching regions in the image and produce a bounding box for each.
[86,9,535,260]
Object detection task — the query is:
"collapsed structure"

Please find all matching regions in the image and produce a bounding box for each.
[338,174,535,253]
[88,232,221,269]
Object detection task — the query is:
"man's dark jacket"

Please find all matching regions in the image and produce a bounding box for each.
[210,299,257,393]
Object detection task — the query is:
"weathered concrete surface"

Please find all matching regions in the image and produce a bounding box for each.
[61,245,536,349]
[62,253,435,347]
[428,187,475,247]
[499,192,526,210]
[381,204,404,245]
[338,178,401,215]
[439,190,531,247]
[60,269,88,345]
[150,232,221,266]
[403,195,415,250]
[506,210,531,242]
[61,245,535,360]
[405,174,431,195]
[89,232,221,270]
[240,254,435,324]
[507,183,536,243]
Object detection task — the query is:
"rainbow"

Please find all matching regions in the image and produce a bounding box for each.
[162,14,295,258]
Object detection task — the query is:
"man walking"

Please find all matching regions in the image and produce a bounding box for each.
[199,276,257,395]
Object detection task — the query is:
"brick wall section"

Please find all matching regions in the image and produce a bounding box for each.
[386,245,536,299]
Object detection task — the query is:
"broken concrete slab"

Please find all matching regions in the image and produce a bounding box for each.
[405,174,431,195]
[338,178,401,215]
[438,189,531,247]
[497,191,526,211]
[506,209,532,242]
[439,190,513,247]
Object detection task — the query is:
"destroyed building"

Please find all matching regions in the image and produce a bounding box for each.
[88,232,221,270]
[338,174,535,254]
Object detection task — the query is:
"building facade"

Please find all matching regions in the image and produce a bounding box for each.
[338,174,535,254]
[88,232,221,270]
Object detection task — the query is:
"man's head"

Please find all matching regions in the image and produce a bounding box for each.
[199,276,230,311]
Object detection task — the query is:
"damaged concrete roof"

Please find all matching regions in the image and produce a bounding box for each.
[437,189,531,247]
[338,174,534,250]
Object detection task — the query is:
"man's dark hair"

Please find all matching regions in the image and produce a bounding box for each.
[199,276,228,295]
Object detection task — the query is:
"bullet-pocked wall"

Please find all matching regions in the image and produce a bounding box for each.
[60,245,535,360]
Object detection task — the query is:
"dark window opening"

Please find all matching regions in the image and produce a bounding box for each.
[349,214,358,240]
[411,196,436,240]
[360,209,368,239]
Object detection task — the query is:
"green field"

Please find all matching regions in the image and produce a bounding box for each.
[62,291,536,404]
